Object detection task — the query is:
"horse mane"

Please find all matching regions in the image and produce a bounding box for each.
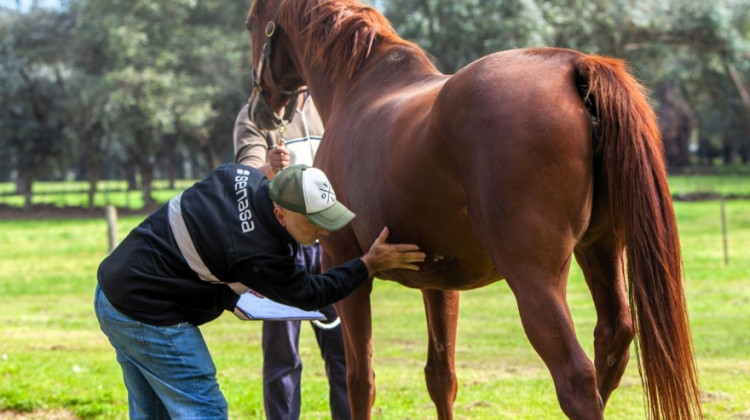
[279,0,429,79]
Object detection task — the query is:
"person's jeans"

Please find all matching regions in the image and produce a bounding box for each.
[262,243,350,420]
[94,284,228,420]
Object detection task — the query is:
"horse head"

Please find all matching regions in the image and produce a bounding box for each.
[245,0,306,130]
[246,0,421,128]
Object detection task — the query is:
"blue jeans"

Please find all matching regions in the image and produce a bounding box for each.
[95,284,228,419]
[262,243,350,420]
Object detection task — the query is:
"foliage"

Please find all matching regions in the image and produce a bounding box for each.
[0,7,74,203]
[380,0,750,167]
[0,0,252,206]
[0,0,749,197]
[65,0,252,205]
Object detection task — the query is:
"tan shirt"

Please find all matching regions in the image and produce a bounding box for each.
[233,95,324,168]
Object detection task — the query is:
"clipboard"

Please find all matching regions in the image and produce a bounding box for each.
[233,291,326,321]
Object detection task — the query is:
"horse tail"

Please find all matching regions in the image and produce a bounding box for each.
[576,55,702,420]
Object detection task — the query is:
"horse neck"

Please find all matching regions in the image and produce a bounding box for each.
[302,44,442,123]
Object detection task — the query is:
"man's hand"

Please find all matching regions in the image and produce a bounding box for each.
[361,227,426,275]
[268,142,290,174]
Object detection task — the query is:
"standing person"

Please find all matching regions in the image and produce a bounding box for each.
[234,93,351,420]
[95,162,426,419]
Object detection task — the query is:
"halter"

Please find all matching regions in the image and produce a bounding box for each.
[250,0,307,128]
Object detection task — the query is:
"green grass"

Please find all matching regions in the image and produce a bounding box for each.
[0,180,196,210]
[1,193,750,418]
[669,174,750,198]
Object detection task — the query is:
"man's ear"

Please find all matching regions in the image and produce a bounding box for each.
[273,206,286,227]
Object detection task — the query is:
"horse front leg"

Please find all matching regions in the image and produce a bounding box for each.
[335,280,375,419]
[422,289,459,420]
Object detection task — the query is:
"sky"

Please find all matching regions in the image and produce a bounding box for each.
[0,0,62,11]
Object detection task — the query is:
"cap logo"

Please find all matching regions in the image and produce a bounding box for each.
[319,182,335,204]
[300,168,338,213]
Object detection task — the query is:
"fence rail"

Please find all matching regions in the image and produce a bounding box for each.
[0,180,197,210]
[3,174,750,212]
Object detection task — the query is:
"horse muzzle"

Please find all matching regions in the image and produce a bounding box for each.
[248,92,285,131]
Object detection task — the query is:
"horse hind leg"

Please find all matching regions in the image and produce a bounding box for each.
[506,258,604,420]
[422,289,459,420]
[574,233,635,406]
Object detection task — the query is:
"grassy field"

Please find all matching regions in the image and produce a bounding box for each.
[0,179,749,419]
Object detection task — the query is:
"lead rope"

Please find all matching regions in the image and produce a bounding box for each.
[313,317,341,330]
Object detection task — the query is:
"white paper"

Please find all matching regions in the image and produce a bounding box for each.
[234,291,325,321]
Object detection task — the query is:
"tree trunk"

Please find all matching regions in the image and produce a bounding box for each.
[655,83,694,169]
[139,163,155,208]
[163,133,178,190]
[87,169,100,210]
[15,168,34,209]
[726,62,750,165]
[123,161,138,191]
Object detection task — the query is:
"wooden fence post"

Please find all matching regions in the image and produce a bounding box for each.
[106,204,118,253]
[720,197,729,266]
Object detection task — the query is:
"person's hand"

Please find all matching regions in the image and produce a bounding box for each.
[268,142,290,173]
[361,227,426,275]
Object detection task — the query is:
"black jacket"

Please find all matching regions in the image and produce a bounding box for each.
[97,164,366,326]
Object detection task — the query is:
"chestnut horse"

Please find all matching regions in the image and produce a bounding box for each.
[244,1,702,419]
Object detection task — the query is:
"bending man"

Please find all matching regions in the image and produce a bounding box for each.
[95,163,425,418]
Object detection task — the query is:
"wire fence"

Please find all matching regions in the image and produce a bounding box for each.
[0,179,197,211]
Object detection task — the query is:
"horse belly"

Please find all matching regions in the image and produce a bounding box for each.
[359,196,503,290]
[381,254,501,290]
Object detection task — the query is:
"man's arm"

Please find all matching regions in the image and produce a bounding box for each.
[230,227,425,310]
[230,255,368,311]
[233,103,280,178]
[234,102,291,179]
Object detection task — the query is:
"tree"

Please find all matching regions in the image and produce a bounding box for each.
[380,0,750,170]
[61,1,112,208]
[3,0,749,203]
[381,0,554,73]
[0,7,73,206]
[65,0,252,205]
